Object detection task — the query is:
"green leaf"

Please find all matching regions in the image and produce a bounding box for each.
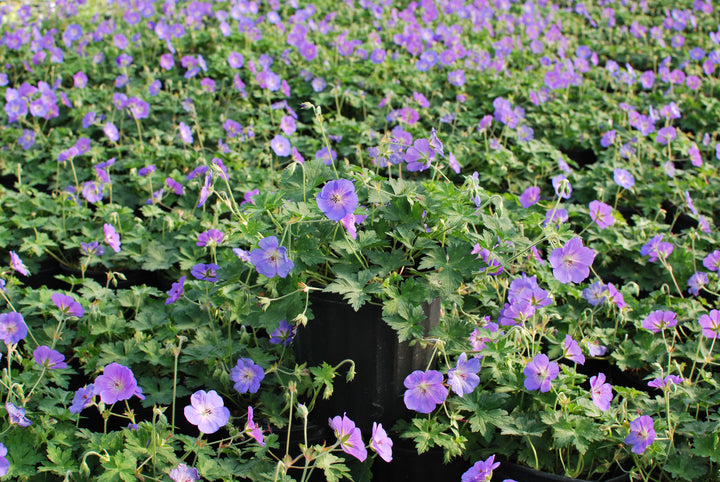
[315,452,351,482]
[141,240,175,270]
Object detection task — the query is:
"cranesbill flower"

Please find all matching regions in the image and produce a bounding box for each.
[447,352,481,397]
[523,353,559,393]
[549,237,596,284]
[552,175,572,199]
[613,168,635,189]
[688,272,709,296]
[625,415,655,454]
[316,179,358,221]
[9,251,29,276]
[169,463,200,482]
[589,373,613,411]
[698,310,720,338]
[403,370,448,414]
[329,413,367,462]
[184,390,230,434]
[640,235,672,262]
[52,293,84,318]
[589,200,614,229]
[165,276,186,305]
[371,422,393,462]
[104,223,121,253]
[179,122,193,144]
[33,345,67,370]
[587,341,608,357]
[0,312,28,345]
[230,358,265,394]
[519,186,540,208]
[249,236,294,278]
[641,310,677,333]
[270,135,291,157]
[196,229,223,247]
[648,375,684,389]
[462,455,501,482]
[0,443,8,476]
[606,283,627,309]
[81,241,104,257]
[543,207,568,227]
[190,263,220,282]
[245,406,265,446]
[582,281,607,306]
[94,363,145,404]
[405,138,435,172]
[269,319,294,346]
[6,402,32,427]
[563,335,585,365]
[702,250,720,271]
[69,384,95,414]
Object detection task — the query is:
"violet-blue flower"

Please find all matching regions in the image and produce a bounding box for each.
[190,263,220,282]
[169,463,200,482]
[9,251,29,276]
[613,168,635,189]
[94,363,145,404]
[245,406,265,446]
[563,335,585,365]
[316,179,358,222]
[403,369,448,414]
[269,319,294,346]
[270,135,291,157]
[33,345,67,370]
[523,353,559,393]
[6,402,32,427]
[0,443,8,476]
[329,413,367,462]
[519,186,540,208]
[249,236,294,278]
[589,200,614,229]
[230,358,265,394]
[184,390,230,434]
[549,237,596,284]
[641,310,677,333]
[69,384,95,414]
[196,229,223,247]
[0,312,28,345]
[371,422,393,462]
[447,352,481,397]
[640,235,673,262]
[698,310,720,338]
[624,415,655,454]
[687,272,708,296]
[589,373,613,411]
[104,223,121,253]
[165,276,186,305]
[462,455,501,482]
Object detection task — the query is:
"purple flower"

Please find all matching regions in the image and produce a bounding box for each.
[587,341,607,357]
[519,186,540,208]
[18,129,35,149]
[138,165,156,177]
[270,135,291,157]
[606,283,627,309]
[613,168,635,189]
[544,208,568,227]
[81,241,104,257]
[190,263,220,282]
[184,390,230,434]
[160,54,175,70]
[549,237,596,284]
[269,319,294,346]
[82,181,103,203]
[230,358,265,394]
[600,130,616,148]
[371,422,393,462]
[0,312,28,345]
[33,345,67,370]
[169,463,200,482]
[104,122,120,142]
[165,276,186,305]
[655,126,676,145]
[640,235,673,262]
[462,455,501,482]
[648,375,684,389]
[104,223,121,253]
[228,52,244,69]
[589,373,613,411]
[405,138,435,172]
[447,352,481,397]
[245,406,265,446]
[524,354,559,393]
[699,310,720,338]
[563,335,585,365]
[249,236,294,278]
[589,200,614,229]
[329,413,367,462]
[196,229,223,247]
[94,363,145,404]
[498,302,536,327]
[316,179,358,222]
[69,384,95,414]
[9,251,29,276]
[687,272,709,296]
[0,444,8,477]
[448,69,466,87]
[624,415,655,455]
[6,402,32,427]
[552,175,572,199]
[128,97,149,119]
[178,122,193,144]
[403,370,448,414]
[642,310,677,333]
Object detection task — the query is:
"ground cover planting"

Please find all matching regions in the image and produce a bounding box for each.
[1,0,720,480]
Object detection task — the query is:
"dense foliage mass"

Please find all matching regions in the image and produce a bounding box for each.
[0,0,720,480]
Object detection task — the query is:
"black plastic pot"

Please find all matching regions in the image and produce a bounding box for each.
[294,292,440,434]
[491,460,630,482]
[372,437,467,482]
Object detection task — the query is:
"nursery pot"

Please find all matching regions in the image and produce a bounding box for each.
[491,460,630,482]
[294,292,440,433]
